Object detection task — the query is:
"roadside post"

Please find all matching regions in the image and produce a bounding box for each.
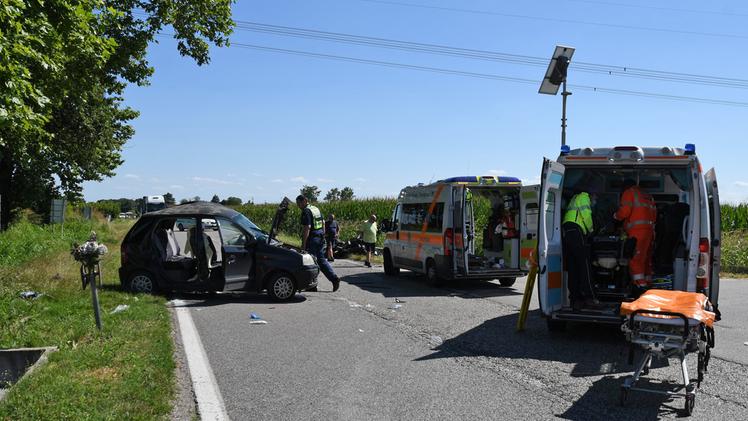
[516,248,538,332]
[538,45,576,147]
[50,198,66,236]
[72,232,108,331]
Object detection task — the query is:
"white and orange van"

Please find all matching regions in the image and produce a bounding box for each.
[382,176,539,286]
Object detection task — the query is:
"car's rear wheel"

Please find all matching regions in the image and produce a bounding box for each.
[383,249,399,276]
[128,271,158,294]
[268,273,296,301]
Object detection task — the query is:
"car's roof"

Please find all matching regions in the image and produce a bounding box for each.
[142,201,240,219]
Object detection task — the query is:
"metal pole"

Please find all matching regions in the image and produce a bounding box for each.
[89,268,102,331]
[561,79,571,146]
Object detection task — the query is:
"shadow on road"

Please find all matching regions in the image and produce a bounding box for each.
[416,310,667,377]
[341,271,523,299]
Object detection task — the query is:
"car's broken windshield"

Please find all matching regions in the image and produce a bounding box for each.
[232,214,268,242]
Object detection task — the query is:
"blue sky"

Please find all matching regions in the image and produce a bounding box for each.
[83,0,748,204]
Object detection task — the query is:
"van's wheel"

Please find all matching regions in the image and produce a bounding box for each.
[383,249,399,276]
[267,273,296,301]
[425,259,443,287]
[128,271,158,294]
[499,277,516,287]
[547,318,567,332]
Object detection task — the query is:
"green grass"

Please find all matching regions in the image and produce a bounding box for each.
[0,218,175,421]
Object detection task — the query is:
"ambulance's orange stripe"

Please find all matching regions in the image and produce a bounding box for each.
[414,185,445,261]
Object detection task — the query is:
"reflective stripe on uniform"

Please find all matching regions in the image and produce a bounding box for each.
[626,220,654,229]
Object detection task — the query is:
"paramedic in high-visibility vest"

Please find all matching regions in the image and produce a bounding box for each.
[296,195,340,292]
[614,179,657,289]
[562,190,597,310]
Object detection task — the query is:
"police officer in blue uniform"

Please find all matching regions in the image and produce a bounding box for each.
[296,195,340,292]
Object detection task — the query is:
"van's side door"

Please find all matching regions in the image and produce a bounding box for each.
[538,159,566,315]
[452,185,469,275]
[705,168,721,309]
[520,185,540,270]
[217,217,253,291]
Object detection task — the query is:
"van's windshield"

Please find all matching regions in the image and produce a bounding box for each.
[232,214,268,242]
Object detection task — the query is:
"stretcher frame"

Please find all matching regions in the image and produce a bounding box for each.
[620,308,714,416]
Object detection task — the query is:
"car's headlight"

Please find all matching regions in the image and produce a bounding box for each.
[302,253,315,266]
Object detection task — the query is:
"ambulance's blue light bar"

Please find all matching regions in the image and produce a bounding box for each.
[560,145,571,155]
[684,143,696,155]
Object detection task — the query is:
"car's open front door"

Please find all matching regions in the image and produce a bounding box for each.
[452,185,468,276]
[519,184,540,270]
[538,159,565,315]
[705,168,721,311]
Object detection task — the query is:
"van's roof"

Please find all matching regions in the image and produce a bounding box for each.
[559,145,698,165]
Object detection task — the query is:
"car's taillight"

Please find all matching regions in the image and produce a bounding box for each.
[697,238,710,291]
[444,228,453,256]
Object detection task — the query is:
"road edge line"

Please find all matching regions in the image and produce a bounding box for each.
[175,306,230,421]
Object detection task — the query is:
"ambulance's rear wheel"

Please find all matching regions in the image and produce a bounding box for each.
[425,259,443,287]
[499,277,516,287]
[383,250,399,276]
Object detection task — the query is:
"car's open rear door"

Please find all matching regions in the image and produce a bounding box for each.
[452,185,468,276]
[538,159,565,315]
[705,168,721,311]
[520,184,540,270]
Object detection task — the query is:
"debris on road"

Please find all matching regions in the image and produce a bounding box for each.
[429,335,443,346]
[19,291,42,300]
[394,298,406,303]
[388,304,402,310]
[110,304,129,314]
[365,304,374,309]
[249,312,268,324]
[358,329,365,333]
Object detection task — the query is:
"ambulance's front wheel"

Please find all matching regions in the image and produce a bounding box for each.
[383,249,399,276]
[499,277,516,287]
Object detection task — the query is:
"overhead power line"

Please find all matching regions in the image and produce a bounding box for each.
[356,0,748,41]
[233,21,748,89]
[565,0,748,18]
[227,41,748,108]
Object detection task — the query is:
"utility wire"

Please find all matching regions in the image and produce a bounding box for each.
[233,21,748,89]
[564,0,748,18]
[228,41,748,107]
[356,0,748,41]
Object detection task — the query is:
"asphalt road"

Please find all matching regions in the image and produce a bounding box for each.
[181,262,748,420]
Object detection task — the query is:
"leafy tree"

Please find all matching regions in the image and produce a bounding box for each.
[163,192,176,206]
[221,196,242,206]
[340,187,355,201]
[192,196,201,202]
[211,194,220,203]
[300,185,321,202]
[324,188,341,202]
[180,198,189,205]
[0,1,234,227]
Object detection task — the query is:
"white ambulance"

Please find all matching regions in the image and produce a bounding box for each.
[382,176,539,286]
[537,144,721,331]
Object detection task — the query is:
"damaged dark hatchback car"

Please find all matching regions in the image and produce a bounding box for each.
[118,200,318,301]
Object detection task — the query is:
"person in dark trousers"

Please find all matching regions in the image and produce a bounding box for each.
[562,190,597,310]
[296,195,340,292]
[325,213,339,262]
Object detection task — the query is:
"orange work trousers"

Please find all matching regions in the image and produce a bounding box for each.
[628,227,654,287]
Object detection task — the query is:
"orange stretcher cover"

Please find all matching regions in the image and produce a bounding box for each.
[620,290,716,328]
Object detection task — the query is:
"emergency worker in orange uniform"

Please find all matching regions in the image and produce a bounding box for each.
[614,179,657,288]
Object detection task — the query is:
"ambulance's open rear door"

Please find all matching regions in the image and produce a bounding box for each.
[519,185,540,270]
[538,159,565,315]
[705,168,721,311]
[452,185,468,276]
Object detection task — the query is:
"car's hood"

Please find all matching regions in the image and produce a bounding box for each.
[268,197,292,244]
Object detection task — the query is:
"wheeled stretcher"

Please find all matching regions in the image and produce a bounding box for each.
[619,290,716,415]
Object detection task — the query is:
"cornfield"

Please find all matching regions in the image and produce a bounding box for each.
[721,203,748,231]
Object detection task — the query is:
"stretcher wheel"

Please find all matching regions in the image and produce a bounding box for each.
[619,386,628,407]
[684,393,695,416]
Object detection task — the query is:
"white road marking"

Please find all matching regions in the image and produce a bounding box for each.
[175,306,230,421]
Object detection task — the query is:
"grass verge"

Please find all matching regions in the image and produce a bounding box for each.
[0,219,174,421]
